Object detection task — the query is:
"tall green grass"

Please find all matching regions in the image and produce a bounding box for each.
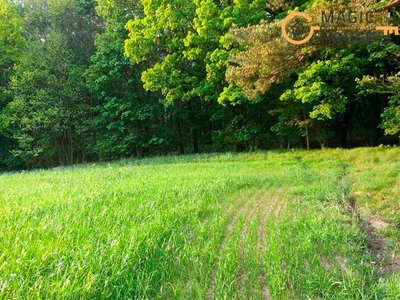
[0,148,399,299]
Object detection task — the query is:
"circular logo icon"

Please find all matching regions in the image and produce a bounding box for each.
[281,12,320,45]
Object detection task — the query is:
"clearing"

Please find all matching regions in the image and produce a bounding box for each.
[0,148,399,299]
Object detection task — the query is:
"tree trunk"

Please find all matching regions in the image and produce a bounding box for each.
[187,101,199,154]
[305,124,310,150]
[191,128,199,154]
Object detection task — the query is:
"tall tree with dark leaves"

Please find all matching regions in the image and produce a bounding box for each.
[4,0,100,167]
[86,0,176,159]
[124,0,269,152]
[0,0,24,169]
[227,0,397,147]
[7,32,89,166]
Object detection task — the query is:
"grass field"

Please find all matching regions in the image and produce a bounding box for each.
[0,148,399,299]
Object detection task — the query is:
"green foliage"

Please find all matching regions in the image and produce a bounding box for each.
[86,1,179,158]
[218,84,249,105]
[123,0,271,153]
[272,52,365,147]
[7,32,89,166]
[281,54,359,121]
[0,0,24,103]
[357,43,400,139]
[124,0,267,105]
[227,0,399,147]
[381,95,400,136]
[360,72,400,138]
[2,0,400,167]
[0,0,24,72]
[0,0,25,168]
[0,0,100,167]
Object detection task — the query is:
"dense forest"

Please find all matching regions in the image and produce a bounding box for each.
[1,0,400,169]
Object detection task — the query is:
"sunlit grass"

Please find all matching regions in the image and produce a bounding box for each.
[0,148,399,298]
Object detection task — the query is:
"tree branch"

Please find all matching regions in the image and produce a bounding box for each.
[375,0,400,12]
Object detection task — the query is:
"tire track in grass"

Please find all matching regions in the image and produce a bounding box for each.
[257,187,286,300]
[274,192,286,219]
[206,190,262,300]
[236,189,273,298]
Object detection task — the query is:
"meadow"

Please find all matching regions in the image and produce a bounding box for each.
[0,147,399,299]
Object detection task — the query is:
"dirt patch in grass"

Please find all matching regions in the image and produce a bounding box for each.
[336,256,351,275]
[319,255,330,270]
[369,215,391,231]
[344,195,399,276]
[366,215,400,275]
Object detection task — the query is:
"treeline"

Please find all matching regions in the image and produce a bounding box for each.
[0,0,399,169]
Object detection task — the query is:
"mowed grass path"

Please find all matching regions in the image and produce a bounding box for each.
[0,149,399,299]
